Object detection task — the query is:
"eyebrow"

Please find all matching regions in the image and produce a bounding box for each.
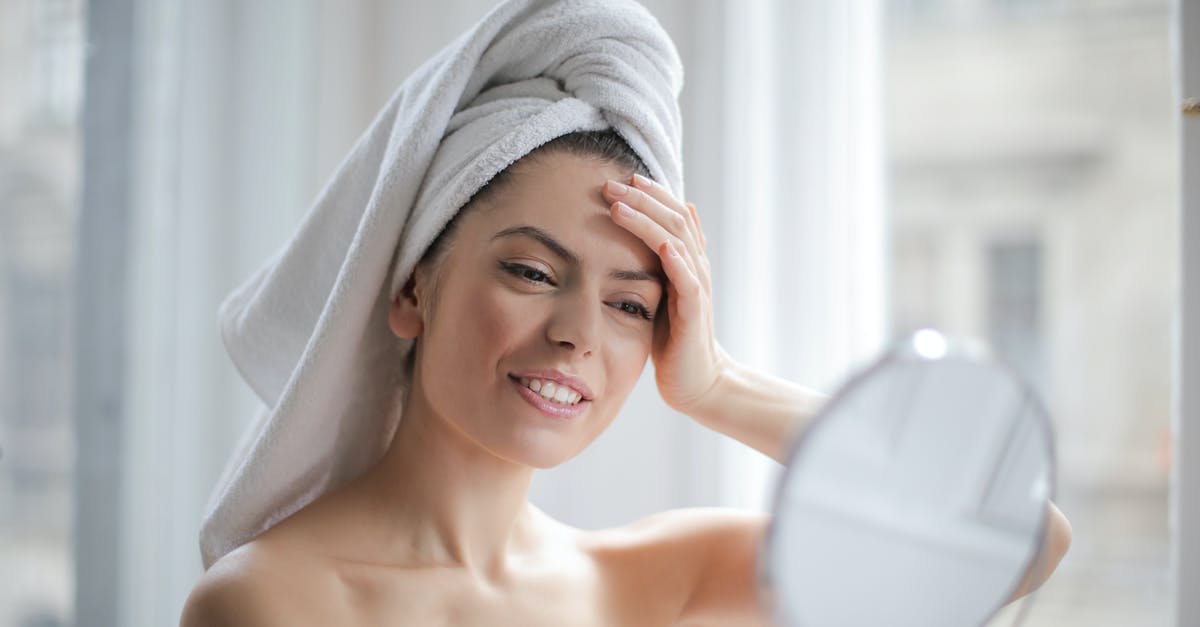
[491,225,665,284]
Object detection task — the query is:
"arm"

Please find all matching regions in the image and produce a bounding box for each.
[687,359,829,466]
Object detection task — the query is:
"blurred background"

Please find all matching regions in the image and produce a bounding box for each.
[0,0,1182,625]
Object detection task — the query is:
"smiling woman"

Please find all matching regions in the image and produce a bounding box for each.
[183,128,1073,627]
[181,123,811,624]
[177,0,1071,624]
[179,0,802,618]
[182,133,735,626]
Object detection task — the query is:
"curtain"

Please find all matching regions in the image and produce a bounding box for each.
[710,0,887,510]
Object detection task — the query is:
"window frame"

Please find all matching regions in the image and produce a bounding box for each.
[1174,1,1199,625]
[75,0,135,624]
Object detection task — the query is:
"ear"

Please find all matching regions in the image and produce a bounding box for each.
[389,271,426,340]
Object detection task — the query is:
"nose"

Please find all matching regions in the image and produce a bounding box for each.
[546,291,600,357]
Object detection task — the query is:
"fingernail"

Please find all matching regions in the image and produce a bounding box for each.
[616,201,635,216]
[607,180,629,196]
[633,173,652,187]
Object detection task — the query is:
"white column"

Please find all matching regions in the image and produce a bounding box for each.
[1174,1,1200,624]
[122,0,316,624]
[714,0,888,512]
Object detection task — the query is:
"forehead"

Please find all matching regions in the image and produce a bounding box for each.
[465,152,661,270]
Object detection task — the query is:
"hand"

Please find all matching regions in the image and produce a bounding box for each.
[602,173,733,418]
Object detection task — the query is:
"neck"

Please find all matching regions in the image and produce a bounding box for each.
[352,379,541,582]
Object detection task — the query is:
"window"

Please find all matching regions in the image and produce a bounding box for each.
[0,1,84,624]
[886,1,1175,623]
[987,240,1046,397]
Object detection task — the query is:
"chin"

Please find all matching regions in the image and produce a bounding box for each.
[513,447,580,470]
[524,457,568,470]
[499,437,590,470]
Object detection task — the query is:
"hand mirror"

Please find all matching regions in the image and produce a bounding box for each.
[761,329,1056,626]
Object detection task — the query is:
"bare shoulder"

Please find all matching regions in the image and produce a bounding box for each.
[620,507,770,543]
[180,540,337,627]
[584,508,773,627]
[592,506,769,567]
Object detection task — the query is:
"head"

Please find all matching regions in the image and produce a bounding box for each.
[388,130,664,468]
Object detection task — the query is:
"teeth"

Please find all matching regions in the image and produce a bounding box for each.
[516,376,584,406]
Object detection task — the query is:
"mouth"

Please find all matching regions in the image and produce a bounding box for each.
[508,375,590,420]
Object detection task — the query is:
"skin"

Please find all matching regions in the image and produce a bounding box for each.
[180,152,1072,626]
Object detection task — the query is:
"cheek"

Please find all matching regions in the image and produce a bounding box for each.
[475,291,530,363]
[439,279,537,374]
[602,334,652,400]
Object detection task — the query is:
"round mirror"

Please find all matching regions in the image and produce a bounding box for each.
[761,329,1056,627]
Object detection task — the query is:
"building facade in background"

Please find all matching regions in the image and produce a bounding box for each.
[0,0,83,625]
[887,0,1174,624]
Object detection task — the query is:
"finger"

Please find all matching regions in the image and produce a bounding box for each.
[604,178,702,264]
[658,240,703,334]
[679,202,711,293]
[632,174,705,260]
[618,197,710,298]
[686,202,706,251]
[605,180,700,264]
[610,200,698,280]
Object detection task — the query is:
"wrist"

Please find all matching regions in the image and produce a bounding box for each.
[689,349,746,427]
[687,355,831,464]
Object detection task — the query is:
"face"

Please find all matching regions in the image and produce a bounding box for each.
[389,152,665,468]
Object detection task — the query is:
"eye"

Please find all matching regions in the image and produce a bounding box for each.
[501,261,655,322]
[500,261,555,285]
[614,300,655,321]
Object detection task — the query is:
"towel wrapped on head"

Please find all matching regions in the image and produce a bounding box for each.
[199,0,685,569]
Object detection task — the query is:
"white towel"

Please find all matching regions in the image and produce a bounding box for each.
[199,0,685,569]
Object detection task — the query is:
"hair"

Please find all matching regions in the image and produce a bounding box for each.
[422,129,650,282]
[396,129,652,394]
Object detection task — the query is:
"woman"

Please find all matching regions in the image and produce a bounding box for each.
[182,1,1071,624]
[181,128,1071,625]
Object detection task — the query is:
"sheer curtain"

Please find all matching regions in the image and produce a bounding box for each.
[115,3,319,625]
[85,1,886,624]
[708,0,887,511]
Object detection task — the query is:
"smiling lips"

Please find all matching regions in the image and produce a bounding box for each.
[517,376,584,405]
[508,375,590,420]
